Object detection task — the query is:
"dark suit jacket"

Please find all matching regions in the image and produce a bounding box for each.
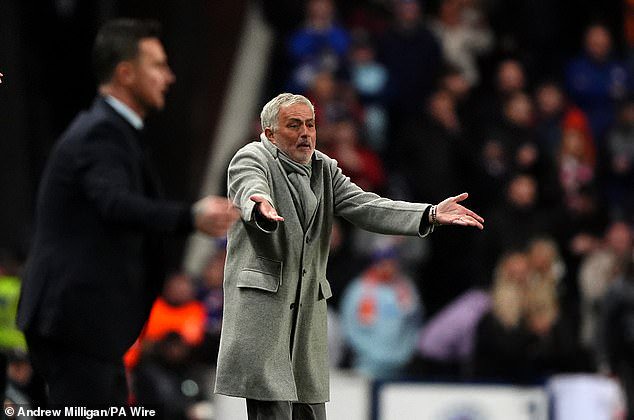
[18,97,193,360]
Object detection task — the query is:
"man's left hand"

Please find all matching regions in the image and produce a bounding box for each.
[434,192,484,230]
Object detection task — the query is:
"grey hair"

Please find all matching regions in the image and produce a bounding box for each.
[260,93,315,132]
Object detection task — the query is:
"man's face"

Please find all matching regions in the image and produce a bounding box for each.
[129,38,175,114]
[267,103,316,164]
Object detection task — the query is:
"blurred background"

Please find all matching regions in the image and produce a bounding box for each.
[1,0,634,419]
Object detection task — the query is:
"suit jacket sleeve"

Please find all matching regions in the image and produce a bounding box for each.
[330,158,433,237]
[77,123,193,234]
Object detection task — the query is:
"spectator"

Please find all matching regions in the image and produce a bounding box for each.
[579,220,633,360]
[478,174,552,284]
[475,58,528,138]
[0,249,27,404]
[523,283,587,378]
[306,71,363,140]
[399,89,464,203]
[484,0,562,81]
[472,251,533,382]
[492,90,560,209]
[438,64,479,141]
[600,257,634,417]
[428,0,493,87]
[124,272,206,370]
[341,243,423,379]
[534,80,594,162]
[526,236,566,299]
[398,88,479,311]
[133,332,210,420]
[347,32,389,151]
[604,98,634,219]
[565,23,629,142]
[379,0,442,139]
[552,185,609,325]
[328,118,387,192]
[286,0,351,93]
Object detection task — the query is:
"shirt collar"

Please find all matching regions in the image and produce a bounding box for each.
[104,95,144,130]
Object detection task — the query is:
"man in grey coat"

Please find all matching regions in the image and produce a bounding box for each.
[214,93,484,419]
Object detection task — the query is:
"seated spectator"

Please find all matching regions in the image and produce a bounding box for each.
[534,80,594,163]
[399,88,464,203]
[600,257,634,417]
[340,243,423,380]
[428,0,493,87]
[474,58,527,138]
[347,32,389,151]
[133,332,211,420]
[526,236,566,296]
[396,87,479,311]
[565,23,629,142]
[472,251,533,382]
[552,184,609,317]
[124,272,206,370]
[477,91,558,211]
[379,0,442,123]
[328,118,387,193]
[523,278,589,378]
[438,64,479,142]
[478,174,553,284]
[473,250,590,383]
[306,71,364,149]
[286,0,351,93]
[604,98,634,219]
[557,125,597,211]
[579,220,633,361]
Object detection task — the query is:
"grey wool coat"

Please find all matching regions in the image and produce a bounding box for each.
[214,136,432,403]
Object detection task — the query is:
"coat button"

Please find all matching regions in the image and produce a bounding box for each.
[302,269,307,276]
[290,302,295,310]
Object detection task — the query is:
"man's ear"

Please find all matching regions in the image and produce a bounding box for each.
[264,127,276,144]
[113,61,136,86]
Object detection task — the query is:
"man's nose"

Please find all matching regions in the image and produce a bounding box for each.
[299,124,309,137]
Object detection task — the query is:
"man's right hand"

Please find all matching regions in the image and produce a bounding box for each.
[193,196,240,237]
[250,195,284,222]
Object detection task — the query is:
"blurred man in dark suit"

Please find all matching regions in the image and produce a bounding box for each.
[17,18,238,405]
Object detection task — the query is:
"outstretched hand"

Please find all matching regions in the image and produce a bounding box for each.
[193,196,240,237]
[250,195,284,222]
[434,192,484,230]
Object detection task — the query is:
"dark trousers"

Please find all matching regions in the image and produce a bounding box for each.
[246,399,327,420]
[26,335,128,406]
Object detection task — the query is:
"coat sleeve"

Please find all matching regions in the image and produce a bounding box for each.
[76,123,193,234]
[227,144,278,232]
[330,158,433,236]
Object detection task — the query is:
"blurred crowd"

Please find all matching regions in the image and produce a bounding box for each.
[264,0,634,415]
[1,0,634,418]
